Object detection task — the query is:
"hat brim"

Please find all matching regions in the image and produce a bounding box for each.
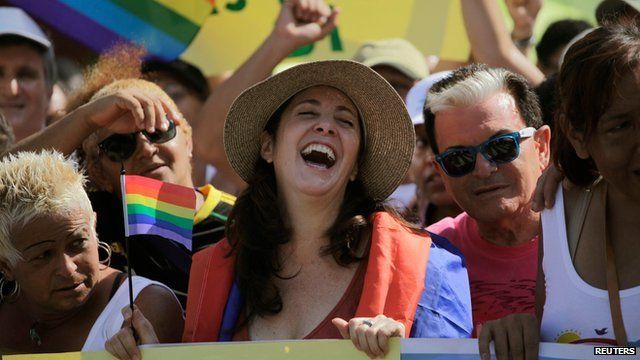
[361,57,425,80]
[224,60,415,201]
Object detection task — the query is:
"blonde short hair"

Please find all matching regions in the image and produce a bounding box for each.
[0,150,93,267]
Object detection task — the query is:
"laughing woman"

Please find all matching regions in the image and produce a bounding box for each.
[108,60,472,359]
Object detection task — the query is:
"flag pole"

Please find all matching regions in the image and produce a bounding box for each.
[120,163,134,313]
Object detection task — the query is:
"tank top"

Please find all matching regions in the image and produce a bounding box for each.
[234,260,367,340]
[540,187,640,346]
[81,276,176,351]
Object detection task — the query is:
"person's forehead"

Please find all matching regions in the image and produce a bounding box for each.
[12,209,91,248]
[0,43,45,69]
[435,92,526,147]
[606,66,640,109]
[289,85,357,110]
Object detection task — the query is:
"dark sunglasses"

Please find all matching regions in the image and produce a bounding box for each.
[98,120,177,162]
[435,127,535,177]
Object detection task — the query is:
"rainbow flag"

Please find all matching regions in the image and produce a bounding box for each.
[8,0,214,61]
[121,175,196,250]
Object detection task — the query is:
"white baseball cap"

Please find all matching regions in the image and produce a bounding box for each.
[405,71,452,125]
[0,7,51,49]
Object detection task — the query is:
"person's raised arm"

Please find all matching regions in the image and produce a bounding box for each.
[192,0,339,190]
[461,0,545,86]
[506,0,542,57]
[6,89,179,156]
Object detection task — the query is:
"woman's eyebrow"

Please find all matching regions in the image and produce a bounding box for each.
[22,240,55,252]
[336,105,356,117]
[601,110,631,122]
[293,99,321,108]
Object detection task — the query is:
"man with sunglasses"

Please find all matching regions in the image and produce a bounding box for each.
[423,64,551,337]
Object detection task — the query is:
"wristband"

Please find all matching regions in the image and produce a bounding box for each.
[514,35,536,48]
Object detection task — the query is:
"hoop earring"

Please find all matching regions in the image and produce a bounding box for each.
[98,241,112,268]
[0,276,20,303]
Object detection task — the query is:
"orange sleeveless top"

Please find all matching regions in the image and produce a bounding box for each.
[233,260,367,340]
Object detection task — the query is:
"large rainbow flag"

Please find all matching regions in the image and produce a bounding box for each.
[121,175,196,250]
[8,0,215,61]
[9,0,603,75]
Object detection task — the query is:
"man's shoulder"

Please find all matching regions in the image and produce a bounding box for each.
[426,212,474,242]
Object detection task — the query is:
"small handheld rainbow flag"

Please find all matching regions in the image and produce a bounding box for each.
[121,175,196,250]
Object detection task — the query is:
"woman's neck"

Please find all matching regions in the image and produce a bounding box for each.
[279,190,345,262]
[607,183,640,236]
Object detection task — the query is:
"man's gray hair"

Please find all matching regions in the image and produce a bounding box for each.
[427,67,511,113]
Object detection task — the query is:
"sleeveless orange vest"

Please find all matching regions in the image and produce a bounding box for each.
[183,212,431,342]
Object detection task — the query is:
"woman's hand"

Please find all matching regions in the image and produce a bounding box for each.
[105,305,160,360]
[78,88,181,136]
[332,315,405,359]
[478,313,540,360]
[531,164,565,212]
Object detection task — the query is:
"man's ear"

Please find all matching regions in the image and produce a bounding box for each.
[534,125,552,169]
[562,118,590,160]
[260,132,274,164]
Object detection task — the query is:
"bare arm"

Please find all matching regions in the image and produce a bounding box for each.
[134,285,184,343]
[461,0,545,85]
[506,0,543,57]
[106,285,184,360]
[192,0,338,189]
[6,89,179,156]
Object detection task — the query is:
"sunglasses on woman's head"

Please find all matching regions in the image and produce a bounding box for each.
[435,127,536,177]
[98,120,177,162]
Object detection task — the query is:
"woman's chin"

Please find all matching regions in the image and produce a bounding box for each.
[289,178,348,199]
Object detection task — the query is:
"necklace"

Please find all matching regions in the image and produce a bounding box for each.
[29,321,42,346]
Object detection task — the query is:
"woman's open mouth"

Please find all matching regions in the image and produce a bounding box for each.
[300,143,336,169]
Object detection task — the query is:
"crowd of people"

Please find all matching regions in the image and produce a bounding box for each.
[0,0,638,359]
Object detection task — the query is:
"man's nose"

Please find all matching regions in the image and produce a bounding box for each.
[0,78,19,97]
[471,152,497,178]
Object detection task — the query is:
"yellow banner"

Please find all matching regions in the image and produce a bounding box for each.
[180,0,470,75]
[4,338,400,360]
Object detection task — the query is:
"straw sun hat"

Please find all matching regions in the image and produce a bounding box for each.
[224,60,415,201]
